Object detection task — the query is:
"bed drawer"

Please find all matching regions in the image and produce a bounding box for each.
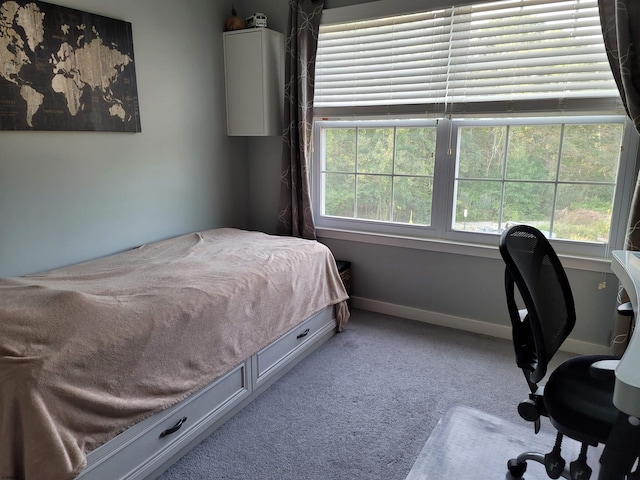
[80,361,250,480]
[253,307,336,388]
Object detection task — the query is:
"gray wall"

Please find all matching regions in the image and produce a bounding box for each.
[237,0,621,348]
[321,237,618,347]
[0,0,249,277]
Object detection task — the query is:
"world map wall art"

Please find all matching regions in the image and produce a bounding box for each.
[0,1,141,132]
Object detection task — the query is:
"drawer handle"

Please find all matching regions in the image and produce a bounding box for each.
[160,417,187,438]
[296,328,310,339]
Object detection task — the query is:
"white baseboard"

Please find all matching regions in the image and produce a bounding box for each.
[350,296,612,356]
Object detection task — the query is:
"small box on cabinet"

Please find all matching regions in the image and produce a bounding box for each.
[246,13,267,28]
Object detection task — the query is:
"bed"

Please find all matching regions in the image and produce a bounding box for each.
[0,228,350,480]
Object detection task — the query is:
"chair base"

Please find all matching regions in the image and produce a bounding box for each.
[508,452,572,479]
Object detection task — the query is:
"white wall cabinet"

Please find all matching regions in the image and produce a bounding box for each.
[223,28,284,136]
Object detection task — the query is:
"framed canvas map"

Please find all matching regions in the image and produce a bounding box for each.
[0,1,141,132]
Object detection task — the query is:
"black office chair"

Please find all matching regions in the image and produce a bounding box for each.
[499,224,624,480]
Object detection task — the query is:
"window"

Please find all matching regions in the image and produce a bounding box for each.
[453,119,623,243]
[321,121,437,225]
[312,0,639,258]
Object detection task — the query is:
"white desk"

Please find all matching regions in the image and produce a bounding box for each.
[609,250,640,418]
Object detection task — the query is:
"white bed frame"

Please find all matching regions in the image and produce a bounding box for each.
[77,305,337,479]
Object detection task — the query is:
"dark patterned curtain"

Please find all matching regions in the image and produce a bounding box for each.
[277,0,325,239]
[599,0,640,354]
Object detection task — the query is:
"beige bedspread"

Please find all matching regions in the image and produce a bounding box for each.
[0,229,349,480]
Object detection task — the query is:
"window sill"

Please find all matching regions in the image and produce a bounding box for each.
[316,227,614,273]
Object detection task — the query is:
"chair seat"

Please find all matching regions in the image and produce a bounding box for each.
[544,354,620,445]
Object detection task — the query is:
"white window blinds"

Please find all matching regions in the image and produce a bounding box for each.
[314,0,622,116]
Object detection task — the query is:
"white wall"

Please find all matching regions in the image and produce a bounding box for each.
[0,0,249,276]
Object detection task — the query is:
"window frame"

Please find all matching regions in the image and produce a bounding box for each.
[312,0,640,264]
[312,114,639,260]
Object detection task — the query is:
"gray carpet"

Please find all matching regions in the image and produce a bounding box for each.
[158,308,575,480]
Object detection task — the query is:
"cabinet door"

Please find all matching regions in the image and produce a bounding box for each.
[223,29,283,136]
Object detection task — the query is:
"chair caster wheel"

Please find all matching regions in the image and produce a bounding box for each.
[508,458,527,478]
[545,449,566,479]
[570,455,592,480]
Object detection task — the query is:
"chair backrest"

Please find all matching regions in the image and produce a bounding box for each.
[499,225,576,385]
